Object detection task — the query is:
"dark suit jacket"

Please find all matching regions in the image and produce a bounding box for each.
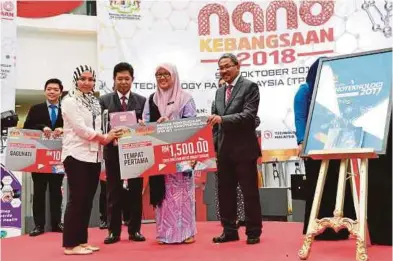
[23,102,63,131]
[211,101,260,152]
[99,92,146,161]
[211,75,261,161]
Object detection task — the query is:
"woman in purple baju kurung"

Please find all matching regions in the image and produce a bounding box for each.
[142,63,197,244]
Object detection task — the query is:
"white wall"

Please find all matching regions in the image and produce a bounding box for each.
[16,15,97,91]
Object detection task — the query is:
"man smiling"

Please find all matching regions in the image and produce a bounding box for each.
[24,78,65,236]
[208,53,262,245]
[100,62,147,244]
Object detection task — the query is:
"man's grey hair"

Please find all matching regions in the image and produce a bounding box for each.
[218,53,239,65]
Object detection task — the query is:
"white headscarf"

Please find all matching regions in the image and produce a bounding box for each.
[67,65,101,117]
[153,63,192,119]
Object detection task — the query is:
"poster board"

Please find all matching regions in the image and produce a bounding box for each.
[303,48,392,156]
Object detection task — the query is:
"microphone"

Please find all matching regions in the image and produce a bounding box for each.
[103,109,109,134]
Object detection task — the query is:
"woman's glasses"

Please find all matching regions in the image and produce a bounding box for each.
[155,73,171,79]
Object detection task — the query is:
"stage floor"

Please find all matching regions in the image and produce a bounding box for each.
[1,222,391,261]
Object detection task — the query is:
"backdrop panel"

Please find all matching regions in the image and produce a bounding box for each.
[97,0,392,162]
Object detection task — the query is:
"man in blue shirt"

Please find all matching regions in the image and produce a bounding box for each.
[24,78,64,236]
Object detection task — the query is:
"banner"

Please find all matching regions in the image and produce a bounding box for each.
[0,0,17,112]
[304,49,392,155]
[4,129,65,173]
[97,0,392,162]
[118,117,216,179]
[0,164,21,238]
[17,1,83,18]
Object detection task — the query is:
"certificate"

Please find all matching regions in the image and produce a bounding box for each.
[110,111,137,129]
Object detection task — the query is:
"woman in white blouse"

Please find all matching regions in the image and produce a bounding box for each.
[61,65,122,255]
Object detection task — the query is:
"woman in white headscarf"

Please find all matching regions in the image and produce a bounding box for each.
[61,65,122,255]
[144,63,197,244]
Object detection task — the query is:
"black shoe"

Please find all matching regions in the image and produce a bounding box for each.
[99,221,108,230]
[246,236,260,244]
[52,223,63,232]
[29,227,44,237]
[129,232,146,242]
[104,234,120,244]
[236,220,246,228]
[212,233,240,243]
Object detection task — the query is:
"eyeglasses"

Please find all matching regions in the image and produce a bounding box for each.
[218,64,236,72]
[155,73,171,79]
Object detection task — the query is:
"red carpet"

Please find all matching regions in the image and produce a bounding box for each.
[1,222,391,261]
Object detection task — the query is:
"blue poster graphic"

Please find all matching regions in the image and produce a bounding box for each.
[0,164,22,238]
[304,49,392,155]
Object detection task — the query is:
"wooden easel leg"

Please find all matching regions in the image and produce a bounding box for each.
[350,159,371,246]
[298,159,329,260]
[356,159,369,261]
[333,159,348,219]
[349,160,360,222]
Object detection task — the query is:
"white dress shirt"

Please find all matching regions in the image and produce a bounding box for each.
[117,90,131,102]
[61,96,103,163]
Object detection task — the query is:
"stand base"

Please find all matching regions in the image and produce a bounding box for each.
[299,216,367,261]
[298,150,372,261]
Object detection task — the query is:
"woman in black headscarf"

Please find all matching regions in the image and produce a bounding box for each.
[294,58,356,240]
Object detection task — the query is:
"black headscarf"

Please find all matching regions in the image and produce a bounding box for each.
[305,57,326,107]
[306,57,327,93]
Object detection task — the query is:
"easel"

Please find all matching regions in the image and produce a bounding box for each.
[298,148,377,261]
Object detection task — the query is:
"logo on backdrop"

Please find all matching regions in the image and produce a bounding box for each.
[1,1,15,20]
[263,130,296,140]
[108,0,141,20]
[197,1,335,66]
[263,131,273,139]
[362,0,392,38]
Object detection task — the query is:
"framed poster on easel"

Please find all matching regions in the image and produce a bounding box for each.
[303,48,392,156]
[298,48,392,261]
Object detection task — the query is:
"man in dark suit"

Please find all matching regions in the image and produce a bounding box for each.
[100,62,146,244]
[208,53,262,244]
[98,86,131,230]
[23,78,65,236]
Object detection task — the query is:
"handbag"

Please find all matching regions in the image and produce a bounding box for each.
[290,162,307,200]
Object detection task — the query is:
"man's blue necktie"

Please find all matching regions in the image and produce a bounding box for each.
[49,104,57,128]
